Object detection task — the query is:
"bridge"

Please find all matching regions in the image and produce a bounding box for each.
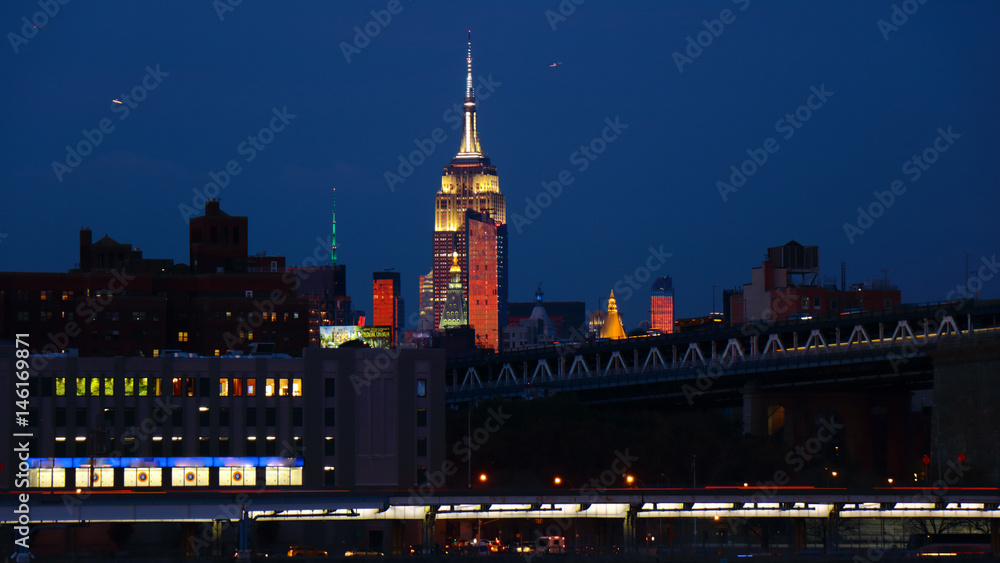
[5,488,1000,554]
[445,299,1000,406]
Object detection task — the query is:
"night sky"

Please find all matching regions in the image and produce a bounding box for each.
[3,1,998,331]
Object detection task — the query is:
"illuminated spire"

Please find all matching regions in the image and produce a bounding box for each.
[465,30,475,104]
[600,290,627,340]
[455,30,483,159]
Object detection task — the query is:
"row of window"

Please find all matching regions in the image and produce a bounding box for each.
[43,376,427,399]
[28,466,303,488]
[50,376,304,398]
[51,437,314,457]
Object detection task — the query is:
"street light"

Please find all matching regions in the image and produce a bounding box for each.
[553,476,562,486]
[479,473,488,483]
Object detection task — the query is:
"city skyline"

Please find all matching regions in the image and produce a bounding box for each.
[2,2,999,331]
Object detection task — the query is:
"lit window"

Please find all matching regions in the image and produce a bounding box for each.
[137,377,148,396]
[219,378,230,397]
[232,378,243,397]
[279,378,289,396]
[172,467,210,487]
[246,379,256,396]
[178,332,189,342]
[56,377,66,396]
[265,378,275,397]
[76,378,86,396]
[292,379,302,397]
[219,466,256,486]
[123,468,162,487]
[416,379,427,398]
[124,378,134,396]
[104,378,114,396]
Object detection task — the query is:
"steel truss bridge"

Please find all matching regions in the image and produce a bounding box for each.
[445,300,1000,405]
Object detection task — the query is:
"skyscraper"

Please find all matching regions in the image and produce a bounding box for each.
[431,33,507,350]
[651,276,674,334]
[372,271,403,344]
[599,290,627,340]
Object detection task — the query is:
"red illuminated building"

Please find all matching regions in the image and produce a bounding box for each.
[650,276,674,334]
[372,271,403,344]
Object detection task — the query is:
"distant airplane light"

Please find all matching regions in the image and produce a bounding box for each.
[112,99,123,104]
[549,62,563,67]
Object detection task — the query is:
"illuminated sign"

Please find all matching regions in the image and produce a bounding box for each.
[320,325,391,349]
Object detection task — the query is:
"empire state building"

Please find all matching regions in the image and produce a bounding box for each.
[432,33,508,350]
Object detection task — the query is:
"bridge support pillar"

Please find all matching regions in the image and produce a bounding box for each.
[622,503,639,553]
[825,504,842,553]
[422,506,437,554]
[237,510,249,557]
[793,518,806,551]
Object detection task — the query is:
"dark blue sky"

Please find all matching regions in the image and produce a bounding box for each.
[3,1,998,330]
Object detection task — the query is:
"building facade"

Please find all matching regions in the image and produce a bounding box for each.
[650,276,674,334]
[729,241,902,324]
[0,202,312,357]
[431,35,508,350]
[0,344,445,491]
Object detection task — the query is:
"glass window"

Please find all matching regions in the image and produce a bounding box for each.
[246,378,256,396]
[76,378,86,396]
[124,378,134,396]
[266,408,276,426]
[232,378,243,397]
[325,438,335,456]
[90,377,101,396]
[219,378,230,397]
[416,379,427,398]
[417,408,427,427]
[325,407,335,426]
[417,438,427,457]
[265,378,275,397]
[56,377,66,396]
[279,378,289,396]
[291,379,302,397]
[104,378,114,396]
[324,378,336,397]
[293,408,303,427]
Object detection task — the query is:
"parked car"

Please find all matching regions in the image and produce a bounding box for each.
[288,545,328,557]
